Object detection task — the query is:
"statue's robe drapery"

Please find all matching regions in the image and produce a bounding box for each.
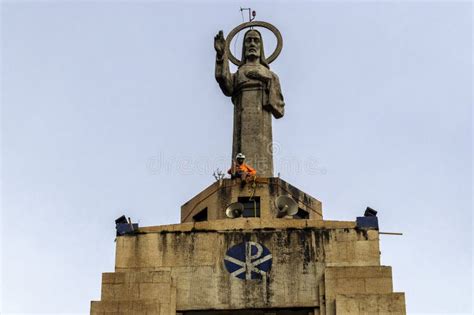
[216,55,284,177]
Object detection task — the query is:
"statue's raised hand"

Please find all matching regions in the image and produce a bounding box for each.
[214,30,225,58]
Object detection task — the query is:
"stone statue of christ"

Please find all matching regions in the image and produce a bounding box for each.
[214,29,285,177]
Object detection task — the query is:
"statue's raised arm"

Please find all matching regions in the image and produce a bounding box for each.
[214,21,285,177]
[214,30,233,96]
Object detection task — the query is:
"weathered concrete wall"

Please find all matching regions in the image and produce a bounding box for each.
[180,178,323,222]
[91,218,405,314]
[92,220,385,313]
[115,229,326,310]
[324,266,397,315]
[335,293,406,315]
[91,270,176,314]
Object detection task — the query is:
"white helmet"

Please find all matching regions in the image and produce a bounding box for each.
[236,153,245,159]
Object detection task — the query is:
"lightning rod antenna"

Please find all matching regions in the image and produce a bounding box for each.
[240,7,256,22]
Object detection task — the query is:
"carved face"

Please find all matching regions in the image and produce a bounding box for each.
[244,30,261,59]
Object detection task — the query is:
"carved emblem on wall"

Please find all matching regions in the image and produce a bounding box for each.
[224,242,272,280]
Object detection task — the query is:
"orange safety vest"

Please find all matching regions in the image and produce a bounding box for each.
[228,163,256,176]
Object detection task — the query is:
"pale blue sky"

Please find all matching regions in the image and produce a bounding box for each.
[1,1,472,314]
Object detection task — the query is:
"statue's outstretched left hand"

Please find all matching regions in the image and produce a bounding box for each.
[246,69,271,82]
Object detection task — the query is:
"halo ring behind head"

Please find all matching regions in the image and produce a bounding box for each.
[224,21,283,66]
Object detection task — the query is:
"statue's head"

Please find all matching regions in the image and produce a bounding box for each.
[241,29,269,68]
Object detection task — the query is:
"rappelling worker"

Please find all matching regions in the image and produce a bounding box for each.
[228,153,257,182]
